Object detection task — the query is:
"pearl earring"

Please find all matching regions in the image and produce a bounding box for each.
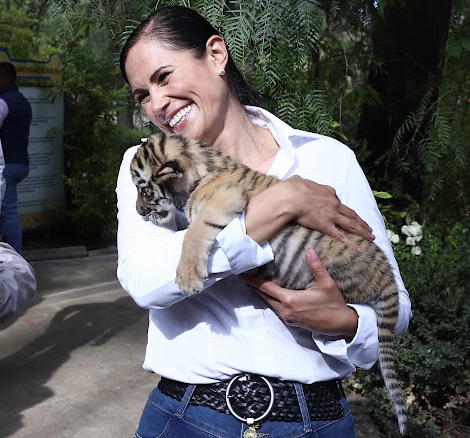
[218,68,226,76]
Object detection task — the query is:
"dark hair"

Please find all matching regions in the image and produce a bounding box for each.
[119,5,262,107]
[0,62,17,83]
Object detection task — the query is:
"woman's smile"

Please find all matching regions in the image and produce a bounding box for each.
[168,104,192,129]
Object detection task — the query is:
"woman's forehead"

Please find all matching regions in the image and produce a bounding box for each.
[127,39,197,67]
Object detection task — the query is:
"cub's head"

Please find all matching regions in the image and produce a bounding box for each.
[130,134,185,225]
[130,132,218,225]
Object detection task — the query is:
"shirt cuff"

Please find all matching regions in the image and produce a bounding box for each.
[313,304,379,372]
[215,213,274,274]
[346,304,379,370]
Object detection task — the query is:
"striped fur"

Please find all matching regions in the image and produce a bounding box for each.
[130,132,407,435]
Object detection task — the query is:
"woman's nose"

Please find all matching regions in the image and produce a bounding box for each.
[148,87,169,124]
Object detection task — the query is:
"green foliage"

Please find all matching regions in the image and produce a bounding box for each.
[42,0,470,235]
[383,82,468,217]
[315,2,380,142]
[5,0,469,237]
[318,1,469,222]
[0,8,58,60]
[356,221,470,437]
[62,123,145,238]
[146,0,336,135]
[61,43,150,238]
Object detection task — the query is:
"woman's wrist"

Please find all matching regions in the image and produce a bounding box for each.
[336,305,359,342]
[312,304,359,341]
[245,180,296,243]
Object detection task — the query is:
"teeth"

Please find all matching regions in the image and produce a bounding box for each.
[169,105,191,128]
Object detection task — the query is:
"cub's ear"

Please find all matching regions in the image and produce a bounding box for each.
[155,160,183,182]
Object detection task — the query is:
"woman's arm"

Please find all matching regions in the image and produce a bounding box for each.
[242,146,411,368]
[241,248,359,339]
[116,147,274,308]
[117,147,372,309]
[245,175,374,251]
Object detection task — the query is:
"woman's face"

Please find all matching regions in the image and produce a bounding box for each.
[124,38,230,145]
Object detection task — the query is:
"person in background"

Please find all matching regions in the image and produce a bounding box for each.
[0,139,36,322]
[117,6,412,437]
[0,62,32,254]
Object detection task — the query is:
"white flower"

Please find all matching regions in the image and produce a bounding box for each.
[402,221,422,238]
[387,229,400,244]
[400,220,424,254]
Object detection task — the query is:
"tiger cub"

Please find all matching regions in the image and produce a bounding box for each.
[130,132,407,435]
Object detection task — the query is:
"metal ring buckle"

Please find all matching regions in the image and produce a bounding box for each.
[225,374,275,424]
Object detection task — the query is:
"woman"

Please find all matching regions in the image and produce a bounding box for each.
[117,6,411,437]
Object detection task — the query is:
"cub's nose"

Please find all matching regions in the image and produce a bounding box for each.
[136,197,150,216]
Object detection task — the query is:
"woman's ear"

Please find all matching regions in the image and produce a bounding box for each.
[206,35,228,71]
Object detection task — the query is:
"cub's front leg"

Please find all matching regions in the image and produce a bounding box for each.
[176,223,216,294]
[176,186,247,294]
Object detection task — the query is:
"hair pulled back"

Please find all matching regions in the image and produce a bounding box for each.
[119,5,261,107]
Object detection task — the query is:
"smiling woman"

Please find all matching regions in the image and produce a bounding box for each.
[116,5,411,438]
[121,33,244,151]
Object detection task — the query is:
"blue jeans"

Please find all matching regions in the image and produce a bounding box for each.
[135,384,356,438]
[0,163,29,254]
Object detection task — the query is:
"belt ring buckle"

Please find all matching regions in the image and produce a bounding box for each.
[225,374,275,424]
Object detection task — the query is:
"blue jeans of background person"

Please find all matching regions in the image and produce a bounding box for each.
[0,163,29,254]
[135,384,356,438]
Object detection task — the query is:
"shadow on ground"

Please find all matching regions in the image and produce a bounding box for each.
[0,296,145,437]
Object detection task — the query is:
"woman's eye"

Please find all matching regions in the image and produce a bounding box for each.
[158,69,173,84]
[136,93,150,105]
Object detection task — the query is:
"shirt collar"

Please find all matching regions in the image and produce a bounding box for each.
[245,106,320,147]
[244,106,320,177]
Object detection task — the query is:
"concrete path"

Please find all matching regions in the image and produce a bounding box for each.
[0,248,380,438]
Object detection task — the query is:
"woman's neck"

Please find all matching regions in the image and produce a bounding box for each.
[212,106,279,173]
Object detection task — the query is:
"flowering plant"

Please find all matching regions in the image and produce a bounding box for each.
[387,220,423,255]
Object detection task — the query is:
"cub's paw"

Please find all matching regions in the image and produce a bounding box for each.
[176,260,208,294]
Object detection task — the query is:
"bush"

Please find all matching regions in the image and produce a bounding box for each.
[60,42,150,241]
[63,122,147,240]
[355,221,470,437]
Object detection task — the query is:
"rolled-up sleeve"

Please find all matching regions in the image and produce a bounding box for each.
[214,212,274,274]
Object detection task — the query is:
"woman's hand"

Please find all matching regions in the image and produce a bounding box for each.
[241,249,359,340]
[245,175,374,252]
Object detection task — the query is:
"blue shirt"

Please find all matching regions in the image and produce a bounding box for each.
[0,84,32,166]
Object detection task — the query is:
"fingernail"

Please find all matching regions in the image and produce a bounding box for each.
[370,233,375,240]
[357,246,364,253]
[308,249,318,260]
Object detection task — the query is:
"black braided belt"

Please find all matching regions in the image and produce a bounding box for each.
[158,374,344,422]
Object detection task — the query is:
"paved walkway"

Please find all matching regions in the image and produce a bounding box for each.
[0,247,380,438]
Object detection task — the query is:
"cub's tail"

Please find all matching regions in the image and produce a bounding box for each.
[375,282,407,435]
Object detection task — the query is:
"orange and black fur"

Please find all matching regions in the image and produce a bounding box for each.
[130,132,407,435]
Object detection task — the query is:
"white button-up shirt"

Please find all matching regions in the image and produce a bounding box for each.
[116,107,411,384]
